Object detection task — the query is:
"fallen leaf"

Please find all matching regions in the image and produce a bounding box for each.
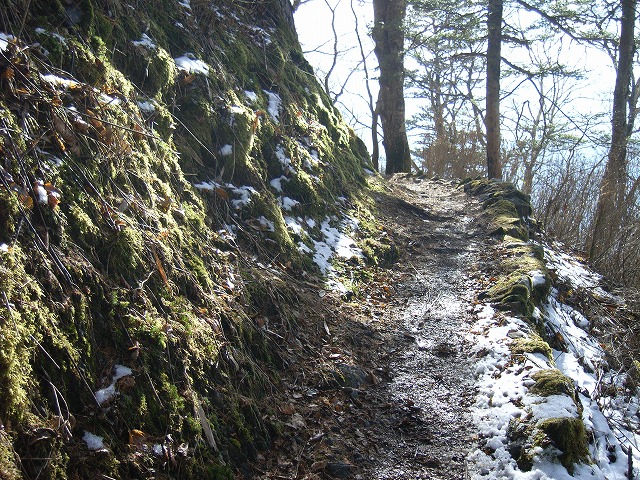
[214,187,229,200]
[153,249,170,290]
[128,429,147,448]
[279,403,295,415]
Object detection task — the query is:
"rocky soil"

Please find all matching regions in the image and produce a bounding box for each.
[256,175,497,479]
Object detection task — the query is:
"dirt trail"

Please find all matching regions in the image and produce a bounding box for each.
[357,176,488,479]
[260,176,494,479]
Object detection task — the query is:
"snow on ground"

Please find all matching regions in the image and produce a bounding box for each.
[195,177,361,286]
[83,431,106,451]
[194,180,257,209]
[467,241,638,479]
[94,365,133,406]
[244,90,258,102]
[35,28,67,46]
[0,32,14,51]
[132,33,156,49]
[137,100,157,113]
[270,175,288,192]
[283,214,361,276]
[219,144,233,156]
[174,54,210,75]
[265,91,281,122]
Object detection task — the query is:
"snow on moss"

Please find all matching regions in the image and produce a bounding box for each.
[83,431,106,451]
[174,54,210,74]
[0,32,14,51]
[132,33,156,49]
[270,175,288,192]
[280,197,299,211]
[469,240,639,479]
[35,27,67,46]
[265,91,282,122]
[94,365,133,406]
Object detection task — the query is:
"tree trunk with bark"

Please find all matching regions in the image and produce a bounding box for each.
[589,0,637,263]
[372,0,412,174]
[485,0,503,179]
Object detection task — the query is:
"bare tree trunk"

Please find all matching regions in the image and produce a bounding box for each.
[589,0,637,263]
[372,0,411,174]
[372,108,380,171]
[485,0,503,179]
[351,0,380,171]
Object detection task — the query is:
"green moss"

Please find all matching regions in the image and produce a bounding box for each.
[486,199,529,240]
[128,43,177,97]
[510,334,553,360]
[0,189,20,243]
[537,417,590,473]
[530,369,576,398]
[484,272,534,316]
[107,227,146,278]
[508,412,589,474]
[0,247,39,423]
[0,432,20,480]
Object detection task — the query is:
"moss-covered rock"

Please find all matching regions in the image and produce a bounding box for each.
[508,411,589,474]
[510,334,553,360]
[538,417,590,473]
[530,369,577,398]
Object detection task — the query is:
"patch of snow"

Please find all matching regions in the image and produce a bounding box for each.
[298,242,312,254]
[312,240,333,273]
[529,270,546,287]
[544,246,600,290]
[249,25,272,46]
[274,144,295,173]
[270,176,288,192]
[83,431,106,451]
[228,105,245,115]
[153,444,164,456]
[219,144,233,156]
[230,185,256,209]
[265,91,281,122]
[132,33,156,49]
[244,90,258,102]
[40,73,78,90]
[0,32,14,51]
[257,216,275,232]
[35,28,67,46]
[194,180,257,209]
[95,384,116,405]
[99,93,122,106]
[308,218,361,273]
[193,180,220,191]
[469,241,640,478]
[284,216,304,235]
[0,244,9,253]
[280,197,299,211]
[178,0,191,9]
[529,394,579,421]
[325,278,348,294]
[33,181,48,204]
[137,100,157,113]
[174,54,210,75]
[94,364,132,406]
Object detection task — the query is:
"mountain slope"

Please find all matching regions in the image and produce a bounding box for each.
[0,1,375,478]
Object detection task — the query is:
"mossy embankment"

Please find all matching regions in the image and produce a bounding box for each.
[464,179,591,473]
[0,1,376,478]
